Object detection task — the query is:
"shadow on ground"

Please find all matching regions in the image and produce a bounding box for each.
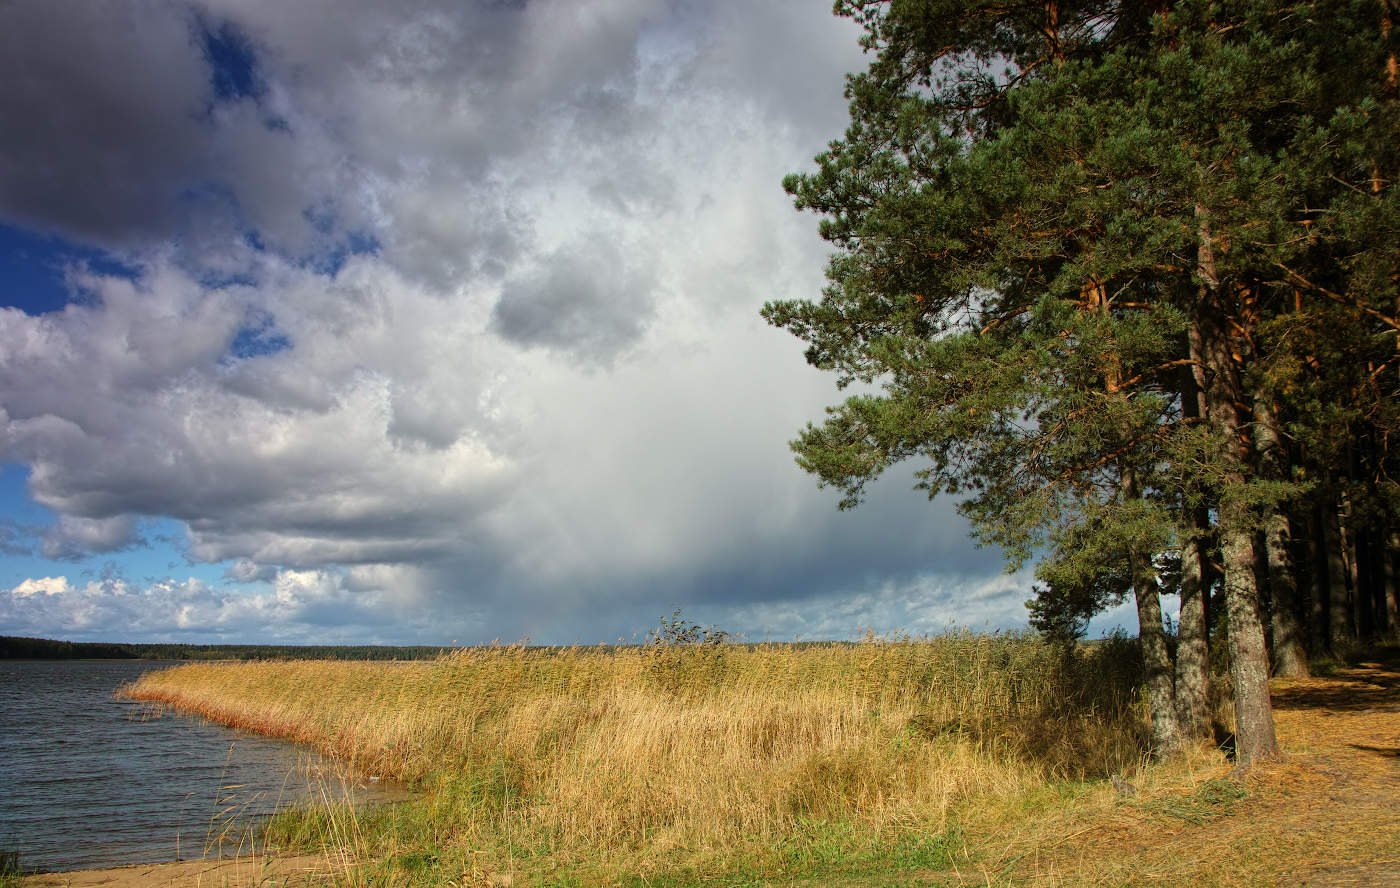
[1272,647,1400,713]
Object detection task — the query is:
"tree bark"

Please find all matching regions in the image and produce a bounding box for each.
[1324,492,1353,650]
[1194,204,1280,766]
[1253,399,1308,676]
[1321,495,1355,647]
[1306,506,1330,654]
[1357,528,1379,642]
[1176,517,1213,740]
[1263,520,1308,675]
[1122,468,1182,755]
[1340,487,1364,640]
[1215,499,1280,765]
[1289,508,1319,650]
[1132,553,1183,755]
[1372,530,1390,638]
[1385,531,1400,638]
[1175,361,1212,740]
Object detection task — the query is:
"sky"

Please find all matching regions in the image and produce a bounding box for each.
[0,0,1138,645]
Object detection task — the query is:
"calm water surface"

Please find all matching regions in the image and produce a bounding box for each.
[0,660,398,872]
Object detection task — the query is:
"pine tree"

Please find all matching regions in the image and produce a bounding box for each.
[767,0,1398,768]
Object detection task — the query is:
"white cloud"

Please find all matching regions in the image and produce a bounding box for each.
[10,577,71,599]
[41,515,141,559]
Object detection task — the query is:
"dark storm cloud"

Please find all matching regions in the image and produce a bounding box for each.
[0,0,205,244]
[491,238,656,363]
[447,472,1016,644]
[0,0,327,260]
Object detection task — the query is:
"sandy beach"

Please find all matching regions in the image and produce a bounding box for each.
[20,853,338,888]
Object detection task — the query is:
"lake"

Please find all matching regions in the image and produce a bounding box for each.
[0,659,398,873]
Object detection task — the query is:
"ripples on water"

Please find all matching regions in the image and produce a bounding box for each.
[0,660,396,872]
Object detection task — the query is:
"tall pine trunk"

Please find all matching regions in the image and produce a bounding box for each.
[1122,469,1182,755]
[1195,205,1280,766]
[1306,507,1330,654]
[1340,486,1364,641]
[1323,491,1353,650]
[1253,398,1308,676]
[1386,531,1400,638]
[1176,518,1213,741]
[1263,522,1308,674]
[1288,508,1319,652]
[1357,528,1379,642]
[1175,356,1212,740]
[1321,495,1355,647]
[1081,274,1184,753]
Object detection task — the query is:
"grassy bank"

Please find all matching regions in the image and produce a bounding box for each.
[125,634,1149,885]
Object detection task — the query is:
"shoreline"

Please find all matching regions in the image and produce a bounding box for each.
[19,853,339,887]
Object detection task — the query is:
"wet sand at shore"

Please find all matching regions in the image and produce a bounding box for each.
[20,853,339,888]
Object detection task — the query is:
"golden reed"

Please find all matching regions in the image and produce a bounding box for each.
[125,633,1145,878]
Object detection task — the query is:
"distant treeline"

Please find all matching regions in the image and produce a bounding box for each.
[0,635,452,661]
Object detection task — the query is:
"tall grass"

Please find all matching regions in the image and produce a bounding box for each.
[125,633,1145,883]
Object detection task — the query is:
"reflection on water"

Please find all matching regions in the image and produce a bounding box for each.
[0,659,402,872]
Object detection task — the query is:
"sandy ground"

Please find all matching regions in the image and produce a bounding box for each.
[1005,653,1400,887]
[19,853,341,888]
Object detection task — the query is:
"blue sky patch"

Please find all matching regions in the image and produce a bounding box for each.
[0,224,138,315]
[0,471,229,590]
[313,231,382,277]
[201,20,261,103]
[229,313,293,360]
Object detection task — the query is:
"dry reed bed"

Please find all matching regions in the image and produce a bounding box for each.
[124,634,1145,873]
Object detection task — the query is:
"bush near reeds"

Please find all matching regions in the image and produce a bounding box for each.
[125,632,1146,882]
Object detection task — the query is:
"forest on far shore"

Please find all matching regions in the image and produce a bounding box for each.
[0,635,452,661]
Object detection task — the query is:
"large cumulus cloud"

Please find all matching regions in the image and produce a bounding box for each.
[0,0,1033,643]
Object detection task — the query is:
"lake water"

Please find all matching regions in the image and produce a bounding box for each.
[0,659,399,873]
